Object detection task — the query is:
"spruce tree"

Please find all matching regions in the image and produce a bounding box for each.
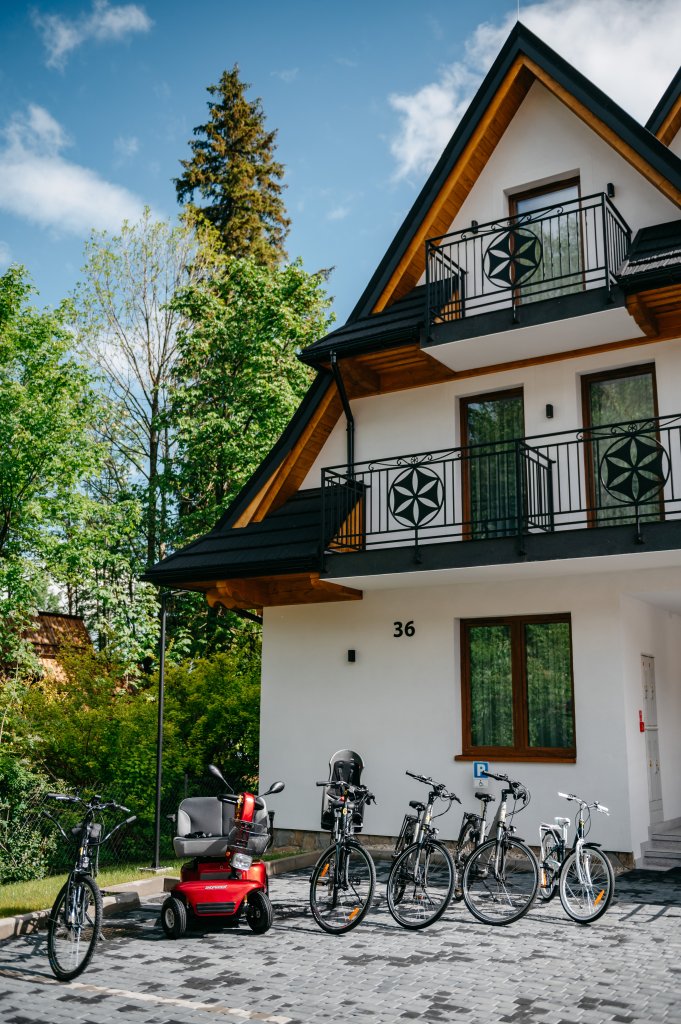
[175,66,290,265]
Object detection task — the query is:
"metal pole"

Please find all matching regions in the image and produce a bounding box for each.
[152,591,168,869]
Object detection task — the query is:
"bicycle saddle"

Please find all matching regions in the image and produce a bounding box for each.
[477,793,496,803]
[409,801,425,811]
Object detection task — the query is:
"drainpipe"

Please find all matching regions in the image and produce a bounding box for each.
[330,351,354,475]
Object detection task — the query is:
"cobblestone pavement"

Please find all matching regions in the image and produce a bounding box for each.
[1,865,680,1024]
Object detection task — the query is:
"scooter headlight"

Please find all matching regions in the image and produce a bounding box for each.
[231,852,253,871]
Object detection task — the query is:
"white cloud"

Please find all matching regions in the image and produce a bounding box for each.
[327,205,351,221]
[271,68,299,84]
[389,0,681,180]
[33,1,152,70]
[0,105,149,235]
[0,242,11,270]
[114,134,139,159]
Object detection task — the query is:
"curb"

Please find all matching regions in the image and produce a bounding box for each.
[0,853,319,942]
[0,889,141,943]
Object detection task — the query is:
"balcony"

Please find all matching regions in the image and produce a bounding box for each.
[425,193,631,342]
[320,414,681,568]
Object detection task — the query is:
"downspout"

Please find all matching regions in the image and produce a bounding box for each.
[330,351,354,475]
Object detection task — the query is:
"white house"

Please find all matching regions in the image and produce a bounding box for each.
[148,25,681,866]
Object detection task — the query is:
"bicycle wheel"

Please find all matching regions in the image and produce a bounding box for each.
[453,824,477,901]
[462,837,539,925]
[559,847,614,924]
[387,840,455,929]
[48,874,102,981]
[539,829,560,902]
[309,841,376,934]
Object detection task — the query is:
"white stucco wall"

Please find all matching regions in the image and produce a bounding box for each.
[302,337,681,488]
[259,567,681,855]
[444,81,678,240]
[620,595,681,854]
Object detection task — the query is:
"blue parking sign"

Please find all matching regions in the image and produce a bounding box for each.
[473,761,489,789]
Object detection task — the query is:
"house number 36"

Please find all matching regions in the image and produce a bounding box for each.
[393,620,415,638]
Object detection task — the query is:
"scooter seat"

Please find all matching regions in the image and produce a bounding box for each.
[174,835,232,857]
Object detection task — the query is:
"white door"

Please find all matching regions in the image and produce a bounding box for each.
[642,655,663,825]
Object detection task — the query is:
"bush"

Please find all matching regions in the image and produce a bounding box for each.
[0,753,57,883]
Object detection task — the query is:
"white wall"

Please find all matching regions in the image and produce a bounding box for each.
[302,337,681,486]
[258,568,664,853]
[620,595,681,854]
[445,81,678,239]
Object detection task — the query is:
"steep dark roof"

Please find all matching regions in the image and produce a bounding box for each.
[208,370,333,532]
[300,286,425,366]
[647,67,681,137]
[618,220,681,289]
[144,487,352,588]
[348,22,681,325]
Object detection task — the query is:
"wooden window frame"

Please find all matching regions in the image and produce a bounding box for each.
[457,614,576,764]
[460,387,525,541]
[508,176,581,219]
[509,177,584,302]
[580,363,660,527]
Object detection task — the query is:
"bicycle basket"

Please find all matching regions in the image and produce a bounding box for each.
[227,819,270,857]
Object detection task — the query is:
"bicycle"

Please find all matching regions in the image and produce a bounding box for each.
[453,791,496,900]
[539,792,614,923]
[309,778,377,933]
[43,792,136,981]
[386,770,459,929]
[461,770,539,925]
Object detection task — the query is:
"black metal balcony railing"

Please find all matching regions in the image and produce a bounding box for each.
[425,192,631,326]
[320,414,681,560]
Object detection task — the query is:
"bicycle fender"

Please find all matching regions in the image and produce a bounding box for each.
[584,842,602,848]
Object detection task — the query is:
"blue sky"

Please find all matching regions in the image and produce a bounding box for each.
[1,0,680,325]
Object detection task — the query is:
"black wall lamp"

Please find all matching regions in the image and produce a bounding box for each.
[546,403,554,419]
[606,182,615,198]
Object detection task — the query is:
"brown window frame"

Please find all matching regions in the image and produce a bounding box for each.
[580,363,660,527]
[460,387,525,541]
[508,177,584,302]
[458,614,576,764]
[508,176,581,219]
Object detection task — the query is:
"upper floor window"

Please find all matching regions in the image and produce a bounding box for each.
[509,177,582,300]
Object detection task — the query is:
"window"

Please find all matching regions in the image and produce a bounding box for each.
[581,364,660,526]
[460,615,576,761]
[460,389,525,540]
[509,177,582,302]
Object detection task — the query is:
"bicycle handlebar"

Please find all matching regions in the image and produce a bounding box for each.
[405,771,461,803]
[46,793,131,813]
[558,791,609,814]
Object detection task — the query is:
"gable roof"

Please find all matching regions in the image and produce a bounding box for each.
[647,66,681,144]
[349,22,681,323]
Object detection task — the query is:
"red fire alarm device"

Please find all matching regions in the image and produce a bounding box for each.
[639,710,645,733]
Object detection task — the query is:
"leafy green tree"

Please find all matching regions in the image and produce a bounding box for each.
[0,266,101,672]
[74,210,212,569]
[167,256,333,543]
[175,66,290,265]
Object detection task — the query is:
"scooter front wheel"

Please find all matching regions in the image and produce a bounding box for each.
[246,889,273,933]
[161,896,187,939]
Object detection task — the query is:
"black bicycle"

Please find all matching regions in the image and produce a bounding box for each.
[386,771,459,929]
[453,791,496,900]
[43,792,136,980]
[309,779,377,933]
[461,771,539,925]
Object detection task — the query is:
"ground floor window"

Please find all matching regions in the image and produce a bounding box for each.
[460,615,576,761]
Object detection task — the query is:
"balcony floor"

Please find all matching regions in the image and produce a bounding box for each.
[321,519,681,590]
[424,286,644,371]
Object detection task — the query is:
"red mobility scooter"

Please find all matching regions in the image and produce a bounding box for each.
[161,764,284,938]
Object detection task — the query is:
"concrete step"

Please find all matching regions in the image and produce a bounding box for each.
[650,830,681,845]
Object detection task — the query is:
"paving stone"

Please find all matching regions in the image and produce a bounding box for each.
[1,868,681,1023]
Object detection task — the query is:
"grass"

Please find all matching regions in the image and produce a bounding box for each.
[0,863,175,918]
[0,848,303,917]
